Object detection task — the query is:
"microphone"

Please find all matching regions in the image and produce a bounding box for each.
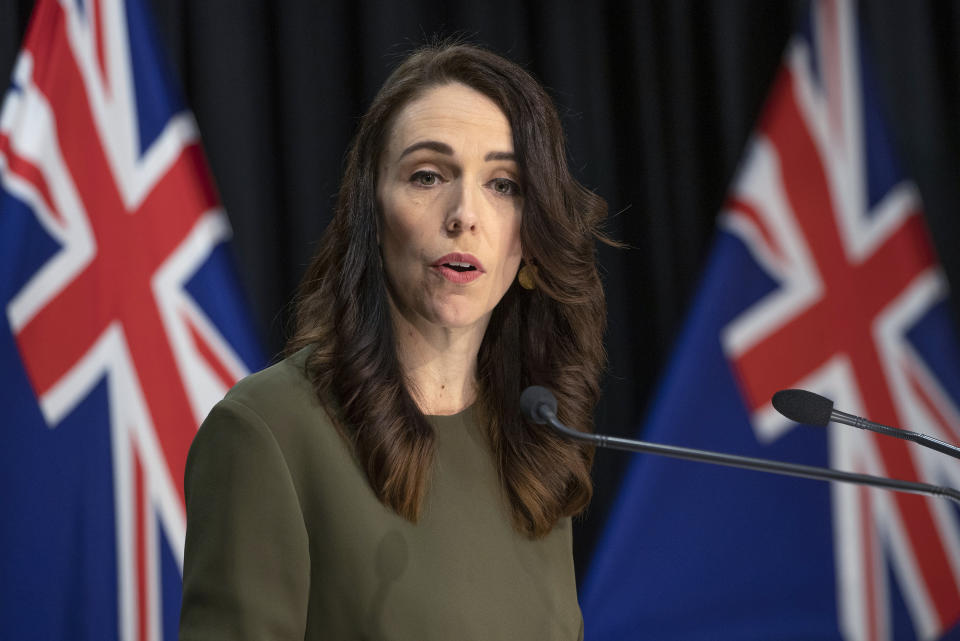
[519,385,960,505]
[772,389,960,461]
[519,385,557,425]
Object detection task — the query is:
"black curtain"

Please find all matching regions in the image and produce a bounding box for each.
[4,0,960,584]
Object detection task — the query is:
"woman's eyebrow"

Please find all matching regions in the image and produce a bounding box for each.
[399,140,453,159]
[398,141,516,163]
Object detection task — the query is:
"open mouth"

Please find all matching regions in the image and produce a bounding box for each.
[432,253,484,282]
[444,262,477,273]
[433,254,484,283]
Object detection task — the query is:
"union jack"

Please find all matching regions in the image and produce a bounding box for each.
[583,2,960,639]
[722,1,960,638]
[0,0,261,639]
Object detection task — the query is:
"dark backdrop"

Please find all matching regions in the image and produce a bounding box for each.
[4,0,960,584]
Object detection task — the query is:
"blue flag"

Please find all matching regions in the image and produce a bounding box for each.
[583,1,960,639]
[0,0,263,639]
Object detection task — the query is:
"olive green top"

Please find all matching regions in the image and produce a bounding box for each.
[179,349,584,640]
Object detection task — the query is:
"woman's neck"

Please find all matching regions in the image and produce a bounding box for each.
[389,302,488,416]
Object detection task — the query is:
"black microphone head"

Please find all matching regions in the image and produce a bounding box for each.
[520,386,558,424]
[772,389,834,426]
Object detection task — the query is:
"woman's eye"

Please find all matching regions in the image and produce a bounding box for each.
[491,178,521,196]
[411,170,441,187]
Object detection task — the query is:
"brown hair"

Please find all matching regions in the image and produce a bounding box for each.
[288,42,608,538]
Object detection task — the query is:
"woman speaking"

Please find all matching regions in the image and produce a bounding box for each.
[179,42,608,640]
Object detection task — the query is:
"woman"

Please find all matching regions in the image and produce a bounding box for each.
[179,42,608,640]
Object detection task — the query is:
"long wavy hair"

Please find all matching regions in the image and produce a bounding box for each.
[287,42,609,538]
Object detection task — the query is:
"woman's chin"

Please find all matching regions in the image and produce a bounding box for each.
[424,305,492,333]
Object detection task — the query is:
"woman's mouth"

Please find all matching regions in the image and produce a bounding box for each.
[432,253,485,283]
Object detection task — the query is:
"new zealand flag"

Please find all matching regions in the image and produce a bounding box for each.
[0,0,262,639]
[583,1,960,639]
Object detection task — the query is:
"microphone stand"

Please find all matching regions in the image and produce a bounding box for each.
[828,407,960,461]
[524,389,960,506]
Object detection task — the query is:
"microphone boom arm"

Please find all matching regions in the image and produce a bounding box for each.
[830,408,960,461]
[541,407,960,506]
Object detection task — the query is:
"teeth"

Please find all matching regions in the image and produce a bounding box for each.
[442,261,477,272]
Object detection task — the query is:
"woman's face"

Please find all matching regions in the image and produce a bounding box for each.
[377,82,523,334]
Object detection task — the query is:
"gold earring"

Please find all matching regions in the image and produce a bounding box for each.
[517,264,537,290]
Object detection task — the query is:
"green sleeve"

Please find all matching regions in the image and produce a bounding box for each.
[179,399,310,641]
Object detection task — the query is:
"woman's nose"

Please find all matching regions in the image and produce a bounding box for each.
[444,180,480,234]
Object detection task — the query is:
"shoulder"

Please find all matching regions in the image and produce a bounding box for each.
[221,347,319,419]
[214,347,338,440]
[189,347,343,476]
[186,346,357,514]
